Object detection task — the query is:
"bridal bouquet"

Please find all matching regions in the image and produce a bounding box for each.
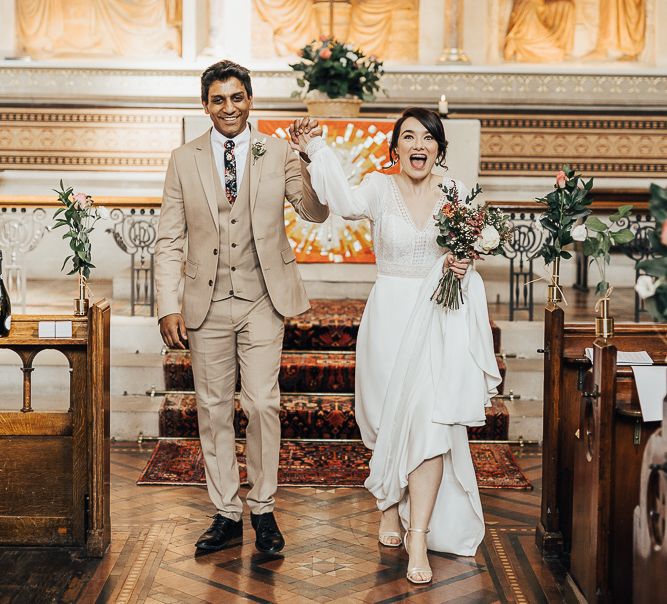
[432,182,512,310]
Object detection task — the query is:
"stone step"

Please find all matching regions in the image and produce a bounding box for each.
[501,357,544,402]
[163,350,507,395]
[505,399,544,442]
[158,393,510,441]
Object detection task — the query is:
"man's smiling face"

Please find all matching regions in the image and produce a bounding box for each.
[203,77,252,138]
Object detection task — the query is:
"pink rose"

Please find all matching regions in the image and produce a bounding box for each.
[556,171,567,188]
[319,34,329,42]
[661,221,667,246]
[72,192,92,210]
[319,47,332,60]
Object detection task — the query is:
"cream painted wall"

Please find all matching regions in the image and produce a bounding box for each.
[0,0,15,57]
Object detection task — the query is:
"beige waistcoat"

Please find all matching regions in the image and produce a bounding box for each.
[211,151,267,302]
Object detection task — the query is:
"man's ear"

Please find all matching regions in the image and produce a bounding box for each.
[202,100,209,115]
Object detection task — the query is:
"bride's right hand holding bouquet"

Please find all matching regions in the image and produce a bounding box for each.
[432,182,513,309]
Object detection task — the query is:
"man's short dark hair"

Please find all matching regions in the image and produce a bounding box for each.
[201,60,253,102]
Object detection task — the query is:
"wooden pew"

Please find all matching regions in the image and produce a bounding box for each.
[633,397,667,604]
[538,303,667,560]
[567,339,663,603]
[0,301,111,557]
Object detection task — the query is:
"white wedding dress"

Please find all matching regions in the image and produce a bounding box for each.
[306,138,502,556]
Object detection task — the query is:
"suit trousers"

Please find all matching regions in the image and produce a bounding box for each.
[188,294,284,520]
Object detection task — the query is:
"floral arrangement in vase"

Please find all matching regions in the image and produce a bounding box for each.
[51,181,109,315]
[579,205,635,296]
[576,204,634,337]
[635,183,667,322]
[289,37,384,108]
[536,166,594,302]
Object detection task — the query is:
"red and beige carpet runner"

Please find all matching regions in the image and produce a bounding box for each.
[146,298,525,489]
[137,439,532,490]
[159,393,511,441]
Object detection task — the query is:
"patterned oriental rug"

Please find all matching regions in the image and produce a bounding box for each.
[137,439,532,490]
[163,350,506,395]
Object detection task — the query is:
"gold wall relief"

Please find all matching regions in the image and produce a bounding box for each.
[499,0,649,63]
[252,0,418,62]
[586,0,647,61]
[503,0,576,62]
[16,0,182,59]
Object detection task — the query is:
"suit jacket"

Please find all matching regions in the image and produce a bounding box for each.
[155,127,329,328]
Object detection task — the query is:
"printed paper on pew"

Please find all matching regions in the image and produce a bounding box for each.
[631,366,666,422]
[584,349,653,366]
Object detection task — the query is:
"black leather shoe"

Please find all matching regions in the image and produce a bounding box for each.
[195,514,243,552]
[250,512,285,553]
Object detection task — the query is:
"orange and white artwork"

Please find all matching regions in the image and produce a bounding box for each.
[257,118,398,263]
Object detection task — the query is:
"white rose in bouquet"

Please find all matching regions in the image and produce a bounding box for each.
[473,225,501,253]
[571,224,588,242]
[635,275,658,300]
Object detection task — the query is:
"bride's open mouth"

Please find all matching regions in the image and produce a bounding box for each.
[409,153,428,170]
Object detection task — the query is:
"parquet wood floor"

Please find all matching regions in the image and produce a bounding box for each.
[0,443,569,604]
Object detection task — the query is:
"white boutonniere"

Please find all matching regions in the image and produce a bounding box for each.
[251,138,267,165]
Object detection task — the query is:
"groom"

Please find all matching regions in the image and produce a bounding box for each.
[155,60,328,554]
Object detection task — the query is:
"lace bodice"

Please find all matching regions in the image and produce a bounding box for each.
[306,138,469,278]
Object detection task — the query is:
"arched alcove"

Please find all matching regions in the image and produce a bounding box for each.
[30,348,71,412]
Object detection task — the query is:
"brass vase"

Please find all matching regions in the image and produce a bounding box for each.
[595,297,614,339]
[74,272,89,316]
[547,258,563,304]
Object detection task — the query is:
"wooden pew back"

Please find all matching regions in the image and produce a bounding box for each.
[633,398,667,604]
[568,340,663,603]
[539,304,667,559]
[0,301,111,557]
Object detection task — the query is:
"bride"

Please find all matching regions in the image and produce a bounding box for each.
[289,108,502,584]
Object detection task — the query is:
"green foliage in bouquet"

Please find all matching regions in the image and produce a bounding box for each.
[636,184,667,322]
[537,165,594,265]
[51,180,108,279]
[582,205,635,297]
[289,37,384,101]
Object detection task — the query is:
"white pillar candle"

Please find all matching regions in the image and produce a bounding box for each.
[439,94,449,115]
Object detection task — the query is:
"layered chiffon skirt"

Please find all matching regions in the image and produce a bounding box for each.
[355,257,502,555]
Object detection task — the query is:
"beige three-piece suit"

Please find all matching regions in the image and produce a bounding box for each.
[155,127,328,519]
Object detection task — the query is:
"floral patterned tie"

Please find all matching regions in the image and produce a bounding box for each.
[223,140,237,205]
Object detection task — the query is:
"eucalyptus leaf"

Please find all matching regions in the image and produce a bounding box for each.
[611,229,634,245]
[585,216,608,232]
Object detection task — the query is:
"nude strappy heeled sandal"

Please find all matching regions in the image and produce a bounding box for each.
[378,531,402,547]
[404,528,432,584]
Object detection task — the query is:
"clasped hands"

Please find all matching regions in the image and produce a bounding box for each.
[287,117,322,154]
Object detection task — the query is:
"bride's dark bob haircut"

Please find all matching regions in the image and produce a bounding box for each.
[388,107,448,168]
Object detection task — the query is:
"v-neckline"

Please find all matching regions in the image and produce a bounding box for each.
[390,175,445,233]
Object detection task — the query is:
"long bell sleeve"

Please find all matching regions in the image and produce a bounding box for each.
[305,137,383,221]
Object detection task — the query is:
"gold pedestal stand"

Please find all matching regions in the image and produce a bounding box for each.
[595,298,614,339]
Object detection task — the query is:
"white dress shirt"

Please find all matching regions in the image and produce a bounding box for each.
[211,124,251,188]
